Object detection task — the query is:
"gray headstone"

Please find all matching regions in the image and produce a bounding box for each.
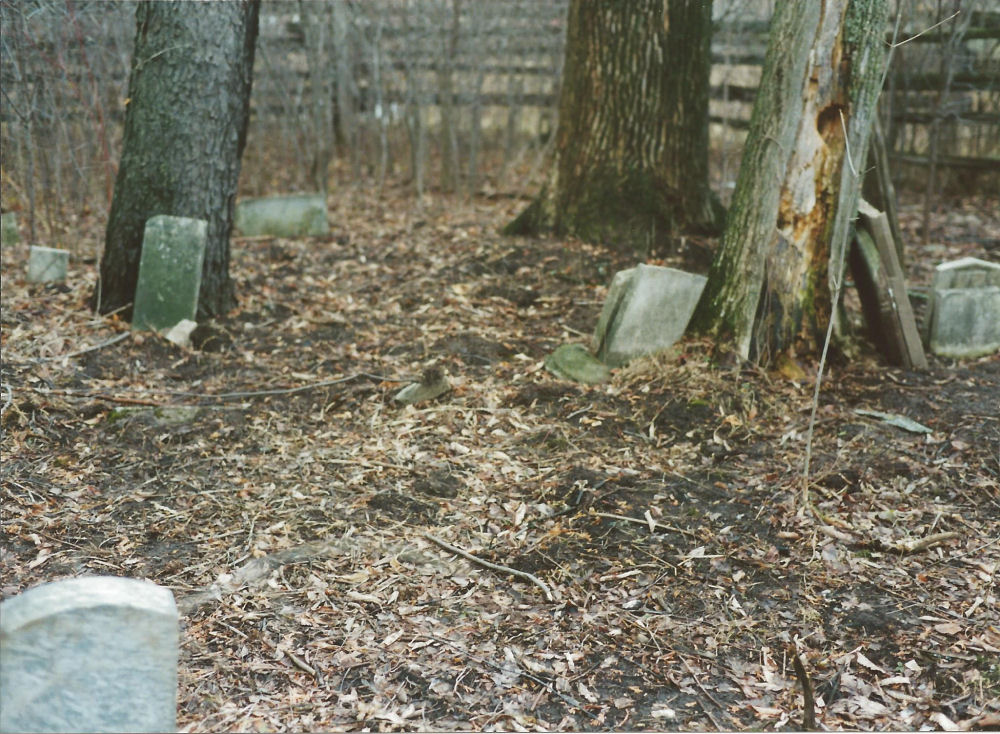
[925,258,1000,359]
[592,264,707,367]
[1,212,19,246]
[0,576,178,733]
[234,194,329,237]
[132,215,207,332]
[26,246,69,284]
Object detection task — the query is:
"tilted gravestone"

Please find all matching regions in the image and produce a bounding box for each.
[925,257,1000,358]
[132,215,207,332]
[592,264,707,367]
[26,246,69,284]
[0,576,178,733]
[234,193,329,237]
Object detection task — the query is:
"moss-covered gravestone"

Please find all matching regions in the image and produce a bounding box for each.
[132,215,207,332]
[1,212,19,246]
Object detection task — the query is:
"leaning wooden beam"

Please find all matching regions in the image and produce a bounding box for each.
[858,199,928,370]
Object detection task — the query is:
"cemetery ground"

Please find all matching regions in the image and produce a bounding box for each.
[1,186,998,732]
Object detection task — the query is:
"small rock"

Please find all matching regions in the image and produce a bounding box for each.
[164,319,198,348]
[544,344,610,384]
[395,367,451,405]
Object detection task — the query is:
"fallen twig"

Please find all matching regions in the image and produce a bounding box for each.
[592,511,698,538]
[33,331,130,363]
[0,382,12,418]
[791,648,816,730]
[678,655,729,730]
[424,633,597,720]
[894,531,961,554]
[25,372,387,405]
[422,532,554,602]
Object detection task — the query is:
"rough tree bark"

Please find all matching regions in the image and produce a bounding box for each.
[95,1,260,319]
[503,0,723,253]
[690,0,888,364]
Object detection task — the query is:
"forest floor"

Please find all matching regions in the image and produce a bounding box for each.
[2,186,998,732]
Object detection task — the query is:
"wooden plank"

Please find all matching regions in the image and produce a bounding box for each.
[857,199,928,369]
[850,229,908,366]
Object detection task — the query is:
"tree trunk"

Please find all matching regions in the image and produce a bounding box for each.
[503,0,722,253]
[95,1,260,320]
[301,0,334,195]
[690,0,888,364]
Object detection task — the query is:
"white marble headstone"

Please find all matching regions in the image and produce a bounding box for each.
[0,576,178,733]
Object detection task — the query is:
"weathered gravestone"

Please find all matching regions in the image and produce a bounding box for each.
[234,194,329,237]
[26,246,69,284]
[1,212,19,246]
[924,257,1000,358]
[132,215,207,332]
[592,264,707,367]
[0,576,178,733]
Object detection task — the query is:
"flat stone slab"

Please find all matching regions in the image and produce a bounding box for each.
[133,215,208,332]
[593,264,707,367]
[544,343,611,384]
[0,576,178,733]
[26,246,69,284]
[926,257,1000,358]
[234,194,330,237]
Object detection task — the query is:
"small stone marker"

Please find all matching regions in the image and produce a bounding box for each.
[234,194,330,237]
[0,576,178,734]
[592,264,707,367]
[132,215,207,332]
[925,257,1000,358]
[1,212,19,246]
[26,246,69,284]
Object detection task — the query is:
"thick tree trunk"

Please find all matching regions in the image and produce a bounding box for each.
[504,0,722,253]
[95,1,259,320]
[691,0,888,363]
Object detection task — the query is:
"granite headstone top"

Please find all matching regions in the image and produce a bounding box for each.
[234,194,330,237]
[132,215,207,332]
[0,575,178,733]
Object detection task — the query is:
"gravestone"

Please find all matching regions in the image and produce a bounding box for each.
[592,264,707,367]
[132,215,207,332]
[0,576,178,733]
[925,257,1000,358]
[234,194,329,237]
[26,246,69,284]
[1,212,19,246]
